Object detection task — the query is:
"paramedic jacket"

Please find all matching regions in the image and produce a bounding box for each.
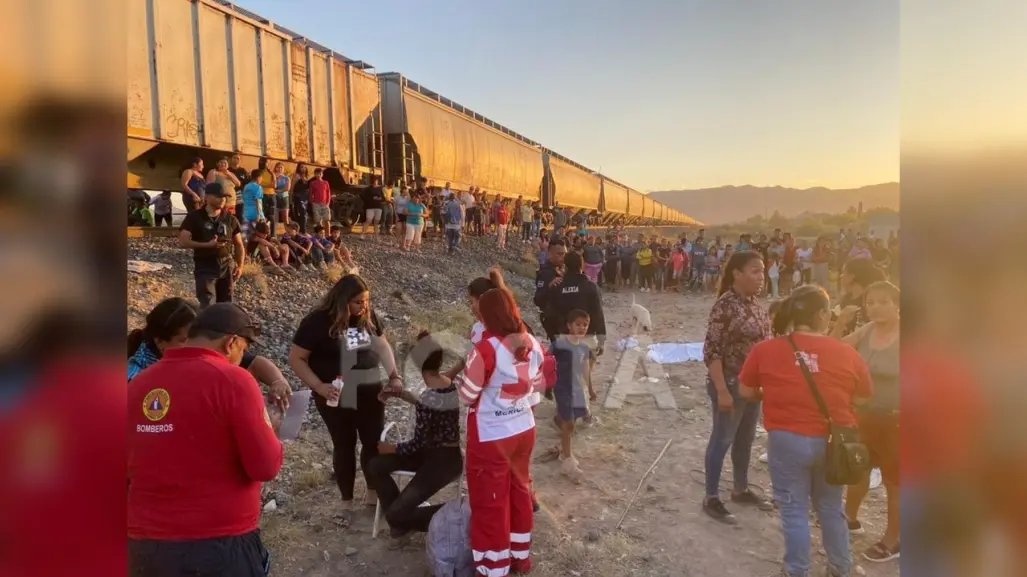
[543,272,607,349]
[533,263,562,335]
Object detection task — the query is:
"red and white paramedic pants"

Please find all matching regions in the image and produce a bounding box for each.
[466,424,536,576]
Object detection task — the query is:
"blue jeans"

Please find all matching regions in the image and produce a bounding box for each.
[767,430,852,577]
[900,487,952,577]
[704,378,760,498]
[445,227,461,251]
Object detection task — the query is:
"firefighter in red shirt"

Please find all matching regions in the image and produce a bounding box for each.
[128,303,285,577]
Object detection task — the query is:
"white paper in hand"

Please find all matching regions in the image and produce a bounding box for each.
[277,389,312,441]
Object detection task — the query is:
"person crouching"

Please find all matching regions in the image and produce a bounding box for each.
[455,287,553,575]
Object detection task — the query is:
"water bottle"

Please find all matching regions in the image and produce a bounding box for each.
[325,377,344,408]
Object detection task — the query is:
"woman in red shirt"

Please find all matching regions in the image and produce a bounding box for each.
[495,200,511,249]
[739,285,873,577]
[455,287,553,576]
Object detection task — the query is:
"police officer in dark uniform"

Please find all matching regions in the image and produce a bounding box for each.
[544,251,607,355]
[533,239,568,341]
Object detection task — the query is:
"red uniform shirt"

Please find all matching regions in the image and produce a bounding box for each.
[740,333,873,437]
[127,347,284,540]
[309,178,331,205]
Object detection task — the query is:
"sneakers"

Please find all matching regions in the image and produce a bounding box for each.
[702,498,738,524]
[862,542,900,563]
[559,456,584,481]
[731,489,775,511]
[847,520,865,534]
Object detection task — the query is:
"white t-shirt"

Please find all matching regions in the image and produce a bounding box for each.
[768,262,780,279]
[796,248,813,270]
[441,188,454,200]
[461,192,476,208]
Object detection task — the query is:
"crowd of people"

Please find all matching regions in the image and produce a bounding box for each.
[701,244,900,577]
[127,168,900,577]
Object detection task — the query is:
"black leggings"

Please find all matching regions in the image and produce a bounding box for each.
[369,447,463,533]
[639,264,654,289]
[314,384,385,501]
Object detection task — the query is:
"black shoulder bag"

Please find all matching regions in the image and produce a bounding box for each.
[786,335,870,486]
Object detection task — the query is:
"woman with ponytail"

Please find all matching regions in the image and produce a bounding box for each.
[127,298,199,382]
[701,251,774,523]
[738,285,873,577]
[130,297,294,408]
[455,285,553,576]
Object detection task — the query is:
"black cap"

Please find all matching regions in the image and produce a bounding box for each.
[193,303,262,344]
[204,181,227,198]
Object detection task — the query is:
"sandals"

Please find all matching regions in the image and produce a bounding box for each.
[331,510,353,527]
[863,541,900,563]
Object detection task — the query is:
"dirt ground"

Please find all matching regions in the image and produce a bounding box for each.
[261,287,900,577]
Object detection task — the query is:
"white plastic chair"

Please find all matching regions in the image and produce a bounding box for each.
[371,422,468,539]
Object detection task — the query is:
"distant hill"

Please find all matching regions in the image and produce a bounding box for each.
[648,183,899,225]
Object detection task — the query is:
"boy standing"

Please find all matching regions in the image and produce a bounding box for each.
[549,310,598,480]
[308,168,332,233]
[443,193,464,253]
[240,170,265,239]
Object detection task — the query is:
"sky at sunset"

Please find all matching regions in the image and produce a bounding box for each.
[241,0,899,191]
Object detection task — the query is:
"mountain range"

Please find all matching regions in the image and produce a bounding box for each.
[647,183,899,225]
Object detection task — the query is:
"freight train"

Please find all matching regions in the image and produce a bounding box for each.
[127,0,700,227]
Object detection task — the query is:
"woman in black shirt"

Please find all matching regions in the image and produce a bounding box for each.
[290,274,404,525]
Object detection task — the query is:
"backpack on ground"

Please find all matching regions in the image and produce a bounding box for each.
[425,498,474,577]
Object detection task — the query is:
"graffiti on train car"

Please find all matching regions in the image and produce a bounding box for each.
[268,115,288,154]
[163,107,202,141]
[127,0,698,225]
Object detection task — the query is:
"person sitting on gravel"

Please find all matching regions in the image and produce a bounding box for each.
[328,225,357,269]
[369,331,462,545]
[281,221,331,271]
[312,225,337,267]
[246,221,291,275]
[128,297,293,408]
[289,274,405,526]
[128,198,154,227]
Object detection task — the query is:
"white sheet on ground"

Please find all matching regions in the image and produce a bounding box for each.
[128,260,172,273]
[646,342,704,364]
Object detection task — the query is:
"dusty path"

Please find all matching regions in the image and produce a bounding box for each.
[261,284,898,577]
